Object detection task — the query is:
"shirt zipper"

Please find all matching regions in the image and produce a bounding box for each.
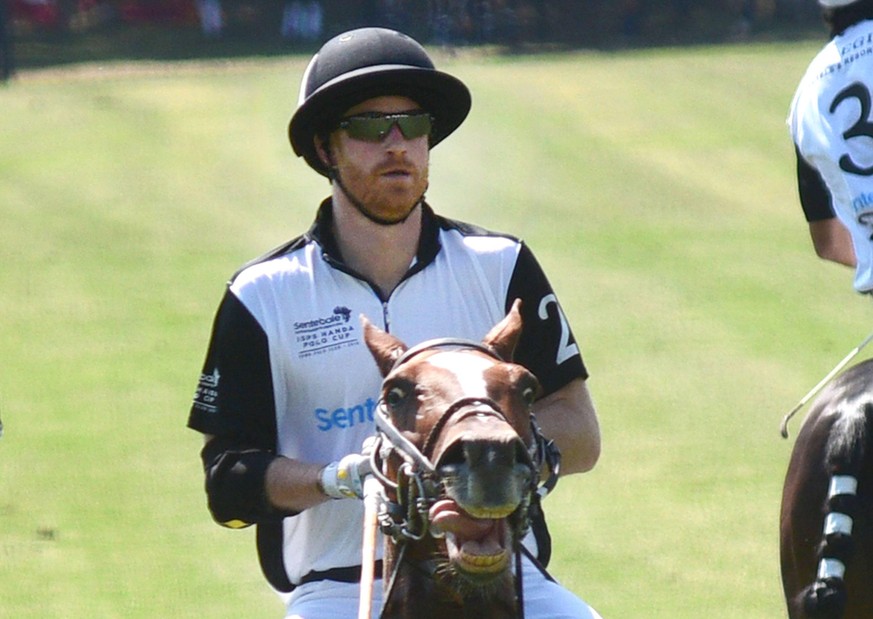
[381,300,391,333]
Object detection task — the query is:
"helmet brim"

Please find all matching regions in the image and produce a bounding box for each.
[289,64,471,177]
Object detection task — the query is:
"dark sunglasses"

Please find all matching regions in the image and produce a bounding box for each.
[337,111,434,143]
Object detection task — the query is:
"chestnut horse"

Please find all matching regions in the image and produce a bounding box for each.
[361,301,560,619]
[781,358,873,618]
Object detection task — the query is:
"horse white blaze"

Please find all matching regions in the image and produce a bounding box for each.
[428,352,491,397]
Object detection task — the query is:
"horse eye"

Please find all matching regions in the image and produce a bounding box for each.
[385,386,407,408]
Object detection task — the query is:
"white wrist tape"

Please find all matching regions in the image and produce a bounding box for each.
[319,461,348,499]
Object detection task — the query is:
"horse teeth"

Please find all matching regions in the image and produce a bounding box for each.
[450,549,513,581]
[459,550,509,571]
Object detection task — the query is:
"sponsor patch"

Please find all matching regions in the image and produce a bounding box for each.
[193,368,220,413]
[313,397,379,432]
[293,306,359,359]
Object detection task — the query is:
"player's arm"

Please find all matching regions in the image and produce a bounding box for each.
[189,291,309,527]
[532,377,600,475]
[506,244,601,477]
[199,434,371,522]
[190,291,370,526]
[809,219,856,267]
[795,145,857,267]
[199,435,328,515]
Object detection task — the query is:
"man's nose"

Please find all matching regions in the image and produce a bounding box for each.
[383,122,409,148]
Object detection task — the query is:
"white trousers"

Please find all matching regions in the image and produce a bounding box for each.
[283,554,603,619]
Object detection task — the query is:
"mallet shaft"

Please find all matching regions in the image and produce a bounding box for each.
[358,476,381,619]
[781,330,873,438]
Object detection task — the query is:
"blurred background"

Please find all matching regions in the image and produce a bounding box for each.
[2,0,831,77]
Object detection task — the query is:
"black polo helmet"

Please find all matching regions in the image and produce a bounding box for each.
[288,27,472,176]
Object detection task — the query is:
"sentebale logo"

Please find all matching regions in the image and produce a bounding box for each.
[313,397,379,432]
[293,306,357,358]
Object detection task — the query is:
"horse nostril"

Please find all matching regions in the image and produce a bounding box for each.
[514,442,531,466]
[439,442,467,467]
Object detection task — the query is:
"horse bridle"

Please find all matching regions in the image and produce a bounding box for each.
[369,338,560,532]
[366,338,563,617]
[372,338,507,489]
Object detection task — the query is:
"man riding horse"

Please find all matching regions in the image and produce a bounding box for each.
[187,27,603,619]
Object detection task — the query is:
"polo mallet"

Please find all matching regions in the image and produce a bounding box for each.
[358,475,382,619]
[780,329,873,438]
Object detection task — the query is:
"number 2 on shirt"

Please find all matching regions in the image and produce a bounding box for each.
[538,294,579,365]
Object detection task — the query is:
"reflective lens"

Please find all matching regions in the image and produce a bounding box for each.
[338,112,433,142]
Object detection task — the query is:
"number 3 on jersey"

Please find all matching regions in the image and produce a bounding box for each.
[538,294,579,365]
[830,81,873,176]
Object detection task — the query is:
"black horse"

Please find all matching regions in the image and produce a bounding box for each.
[781,358,873,618]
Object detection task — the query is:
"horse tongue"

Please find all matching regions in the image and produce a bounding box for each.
[430,499,496,540]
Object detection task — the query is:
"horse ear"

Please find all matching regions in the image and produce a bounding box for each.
[361,315,408,377]
[483,299,523,361]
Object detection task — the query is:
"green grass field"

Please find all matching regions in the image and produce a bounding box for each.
[2,41,871,618]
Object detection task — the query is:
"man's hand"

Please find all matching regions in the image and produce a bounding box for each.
[319,452,373,499]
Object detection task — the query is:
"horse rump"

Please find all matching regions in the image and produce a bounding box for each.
[780,358,873,619]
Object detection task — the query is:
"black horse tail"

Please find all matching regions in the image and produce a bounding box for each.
[800,401,872,618]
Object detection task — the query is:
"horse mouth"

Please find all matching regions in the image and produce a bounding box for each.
[429,499,513,579]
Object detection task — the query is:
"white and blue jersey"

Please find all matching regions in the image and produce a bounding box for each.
[187,199,588,591]
[788,19,873,291]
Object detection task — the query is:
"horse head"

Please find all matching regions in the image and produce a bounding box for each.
[363,300,551,618]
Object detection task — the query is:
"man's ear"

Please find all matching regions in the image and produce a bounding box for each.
[314,134,334,169]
